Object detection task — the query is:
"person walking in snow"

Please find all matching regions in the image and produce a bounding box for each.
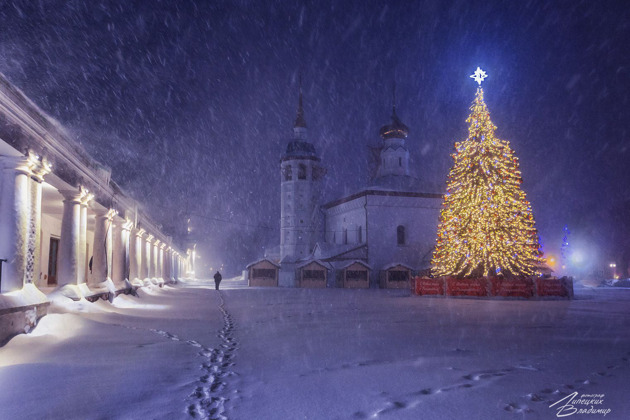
[213,270,222,290]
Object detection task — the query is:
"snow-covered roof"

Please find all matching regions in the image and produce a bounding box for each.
[382,262,414,271]
[322,188,442,209]
[245,258,280,269]
[296,259,332,270]
[313,242,368,262]
[334,260,372,270]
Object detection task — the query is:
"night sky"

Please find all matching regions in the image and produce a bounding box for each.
[0,0,628,277]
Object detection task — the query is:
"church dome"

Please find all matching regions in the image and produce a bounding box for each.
[284,140,317,157]
[379,107,408,139]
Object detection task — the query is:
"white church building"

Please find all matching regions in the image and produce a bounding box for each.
[250,89,443,288]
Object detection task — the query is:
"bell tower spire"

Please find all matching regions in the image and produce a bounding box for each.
[280,77,325,263]
[376,81,410,178]
[392,80,397,117]
[293,74,307,139]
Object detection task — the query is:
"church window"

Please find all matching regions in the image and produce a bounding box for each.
[298,164,307,180]
[397,225,406,245]
[284,165,292,181]
[358,226,363,243]
[343,228,348,245]
[399,157,402,166]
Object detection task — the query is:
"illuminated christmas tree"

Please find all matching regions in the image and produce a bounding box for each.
[431,68,544,278]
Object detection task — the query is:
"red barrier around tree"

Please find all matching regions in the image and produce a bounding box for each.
[490,276,535,298]
[445,277,489,297]
[415,277,444,295]
[414,276,573,299]
[535,277,573,297]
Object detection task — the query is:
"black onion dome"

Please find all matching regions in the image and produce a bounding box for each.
[284,140,317,158]
[379,106,408,139]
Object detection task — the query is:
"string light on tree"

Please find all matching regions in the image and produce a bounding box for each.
[431,68,544,278]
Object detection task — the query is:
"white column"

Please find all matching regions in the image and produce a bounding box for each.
[112,218,133,284]
[163,247,170,282]
[111,217,123,284]
[123,220,133,281]
[91,209,116,285]
[130,228,144,282]
[168,250,175,281]
[152,240,160,279]
[1,154,51,292]
[28,161,49,287]
[78,190,93,284]
[159,244,165,281]
[174,252,179,280]
[57,189,83,286]
[144,234,153,280]
[105,212,115,283]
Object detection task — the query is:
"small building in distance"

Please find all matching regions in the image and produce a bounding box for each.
[246,259,280,287]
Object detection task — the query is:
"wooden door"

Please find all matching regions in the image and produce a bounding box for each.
[47,238,60,286]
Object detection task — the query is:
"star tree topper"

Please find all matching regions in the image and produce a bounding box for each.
[470,67,488,85]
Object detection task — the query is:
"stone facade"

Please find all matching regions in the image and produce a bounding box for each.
[0,74,193,345]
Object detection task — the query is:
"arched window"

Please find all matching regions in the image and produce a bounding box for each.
[298,163,307,180]
[397,225,405,246]
[284,165,292,181]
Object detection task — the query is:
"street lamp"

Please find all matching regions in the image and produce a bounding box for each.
[609,263,618,280]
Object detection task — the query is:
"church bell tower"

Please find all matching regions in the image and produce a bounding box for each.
[376,84,410,178]
[280,87,325,261]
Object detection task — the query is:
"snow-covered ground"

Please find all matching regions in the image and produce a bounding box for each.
[0,278,628,420]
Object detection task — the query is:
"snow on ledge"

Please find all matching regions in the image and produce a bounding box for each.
[0,284,48,310]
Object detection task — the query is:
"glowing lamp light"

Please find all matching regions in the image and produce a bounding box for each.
[570,250,585,267]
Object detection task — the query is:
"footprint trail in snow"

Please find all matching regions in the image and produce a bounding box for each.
[149,291,238,420]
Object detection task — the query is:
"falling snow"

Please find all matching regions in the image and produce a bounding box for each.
[0,1,628,277]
